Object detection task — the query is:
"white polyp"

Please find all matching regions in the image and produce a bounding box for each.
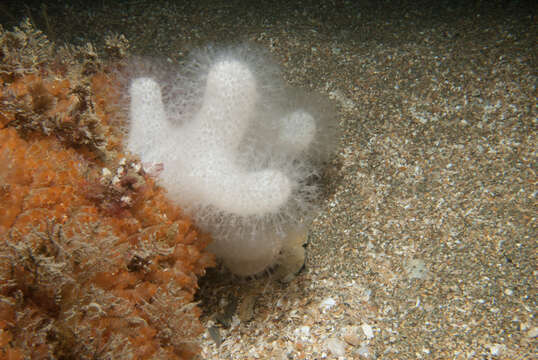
[127,58,293,219]
[128,77,170,161]
[197,60,258,149]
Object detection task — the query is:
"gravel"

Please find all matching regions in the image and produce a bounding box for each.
[3,1,535,358]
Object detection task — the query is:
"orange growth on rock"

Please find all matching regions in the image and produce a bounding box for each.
[0,22,214,360]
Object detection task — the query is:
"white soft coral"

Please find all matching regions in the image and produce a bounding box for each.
[129,60,292,216]
[127,47,334,275]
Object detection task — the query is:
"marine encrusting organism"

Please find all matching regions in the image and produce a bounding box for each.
[0,20,214,360]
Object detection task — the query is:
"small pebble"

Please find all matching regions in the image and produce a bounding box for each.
[326,338,346,357]
[355,344,371,358]
[343,326,361,346]
[526,327,538,338]
[487,343,506,356]
[320,297,337,311]
[294,325,311,338]
[362,324,374,339]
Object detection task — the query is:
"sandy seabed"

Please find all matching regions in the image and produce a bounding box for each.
[3,1,535,358]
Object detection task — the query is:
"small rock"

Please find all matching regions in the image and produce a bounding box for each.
[355,344,371,358]
[526,326,538,338]
[326,337,346,357]
[238,294,256,322]
[486,343,506,356]
[274,227,308,283]
[294,325,311,338]
[207,326,222,347]
[362,324,374,339]
[343,326,361,346]
[320,297,337,311]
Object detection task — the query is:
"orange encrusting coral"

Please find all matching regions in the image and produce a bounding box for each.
[0,25,214,360]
